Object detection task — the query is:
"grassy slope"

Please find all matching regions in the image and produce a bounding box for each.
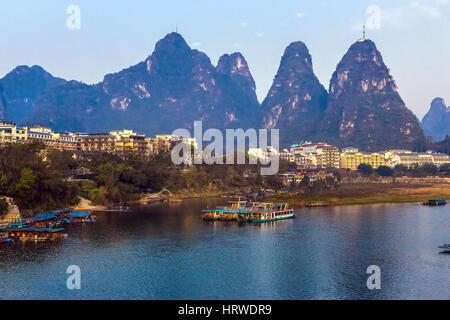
[263,183,450,208]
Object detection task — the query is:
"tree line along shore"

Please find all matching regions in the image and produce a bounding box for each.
[0,142,449,216]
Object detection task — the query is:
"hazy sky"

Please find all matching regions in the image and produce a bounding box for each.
[1,0,449,119]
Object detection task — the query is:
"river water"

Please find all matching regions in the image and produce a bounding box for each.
[0,198,449,299]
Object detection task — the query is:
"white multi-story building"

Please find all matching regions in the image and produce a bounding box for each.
[0,121,27,144]
[289,141,340,169]
[388,151,450,167]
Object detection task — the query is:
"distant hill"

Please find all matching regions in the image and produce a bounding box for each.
[28,32,260,134]
[318,39,426,151]
[0,65,66,124]
[260,41,328,145]
[0,33,431,151]
[422,97,450,142]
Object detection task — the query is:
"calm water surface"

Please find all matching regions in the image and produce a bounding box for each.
[0,198,449,299]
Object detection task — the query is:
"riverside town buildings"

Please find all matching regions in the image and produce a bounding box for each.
[0,120,194,159]
[339,148,387,169]
[246,141,450,171]
[1,120,449,168]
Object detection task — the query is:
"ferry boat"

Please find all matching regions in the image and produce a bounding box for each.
[422,199,447,206]
[237,202,295,223]
[202,200,250,221]
[0,233,12,244]
[65,211,97,224]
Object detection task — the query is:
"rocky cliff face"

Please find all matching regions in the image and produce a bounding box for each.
[260,41,328,144]
[422,97,450,142]
[0,85,5,119]
[0,65,66,124]
[319,39,426,150]
[29,32,260,134]
[1,34,433,151]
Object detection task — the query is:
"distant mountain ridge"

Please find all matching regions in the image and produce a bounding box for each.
[0,65,66,124]
[0,33,430,151]
[422,97,450,142]
[28,32,260,134]
[318,39,426,150]
[260,41,328,145]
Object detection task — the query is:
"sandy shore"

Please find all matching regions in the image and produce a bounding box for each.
[73,197,106,211]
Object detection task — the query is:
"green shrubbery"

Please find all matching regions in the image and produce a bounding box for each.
[0,142,79,211]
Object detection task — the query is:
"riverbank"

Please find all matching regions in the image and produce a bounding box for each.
[262,183,450,208]
[73,196,107,211]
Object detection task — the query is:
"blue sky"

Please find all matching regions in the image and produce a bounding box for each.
[0,0,449,119]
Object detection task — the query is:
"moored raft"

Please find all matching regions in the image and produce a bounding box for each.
[66,211,97,224]
[29,208,74,228]
[0,226,65,241]
[0,232,12,244]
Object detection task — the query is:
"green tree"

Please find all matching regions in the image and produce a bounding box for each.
[439,163,450,176]
[393,164,408,176]
[376,166,393,177]
[15,168,36,194]
[332,170,342,182]
[357,163,373,175]
[409,163,425,177]
[422,163,438,176]
[0,199,8,216]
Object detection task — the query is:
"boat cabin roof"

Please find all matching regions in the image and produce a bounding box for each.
[70,212,90,218]
[0,227,64,233]
[30,213,57,221]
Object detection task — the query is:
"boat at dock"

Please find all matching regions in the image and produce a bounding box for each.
[202,200,295,223]
[28,208,74,228]
[237,203,294,223]
[0,226,65,241]
[65,211,97,224]
[422,199,447,206]
[202,200,249,221]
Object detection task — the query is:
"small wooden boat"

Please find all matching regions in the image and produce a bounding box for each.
[98,205,130,212]
[306,202,329,208]
[422,199,447,206]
